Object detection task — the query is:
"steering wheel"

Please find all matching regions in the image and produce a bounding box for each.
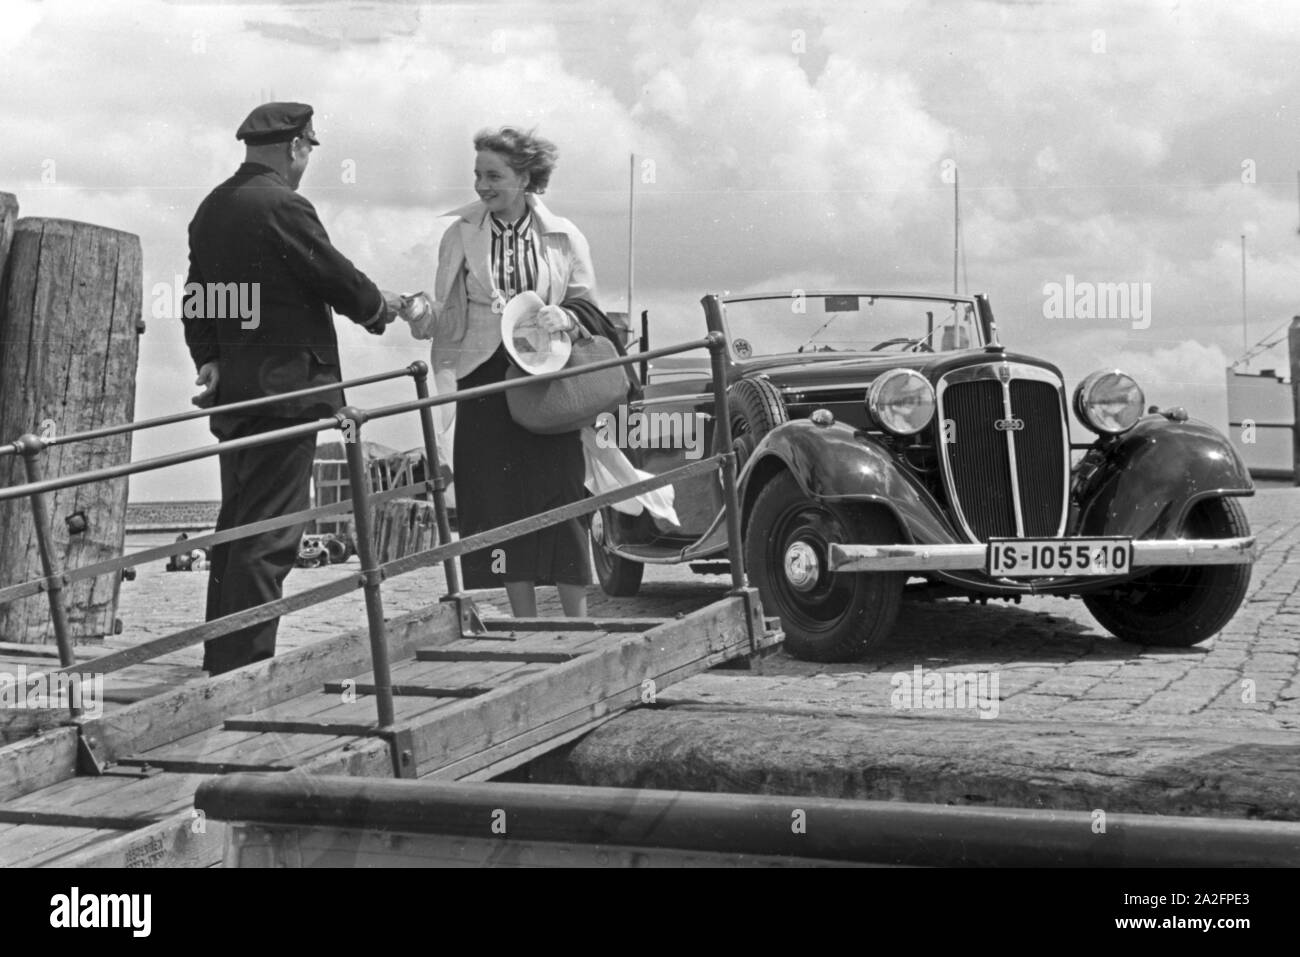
[871,337,933,353]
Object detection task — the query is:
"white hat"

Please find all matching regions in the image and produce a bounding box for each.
[500,291,571,374]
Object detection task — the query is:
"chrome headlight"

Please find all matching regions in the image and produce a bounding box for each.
[1073,370,1145,435]
[867,369,936,436]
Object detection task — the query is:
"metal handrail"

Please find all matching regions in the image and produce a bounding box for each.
[0,331,745,735]
[0,363,426,457]
[0,479,431,608]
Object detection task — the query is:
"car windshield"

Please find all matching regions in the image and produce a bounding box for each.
[720,294,982,359]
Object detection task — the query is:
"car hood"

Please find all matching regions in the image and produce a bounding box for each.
[738,348,1065,392]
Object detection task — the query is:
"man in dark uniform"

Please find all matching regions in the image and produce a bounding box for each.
[182,102,396,675]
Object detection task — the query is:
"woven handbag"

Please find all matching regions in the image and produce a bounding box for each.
[505,334,629,435]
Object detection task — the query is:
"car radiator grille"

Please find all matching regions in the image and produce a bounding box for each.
[940,373,1067,542]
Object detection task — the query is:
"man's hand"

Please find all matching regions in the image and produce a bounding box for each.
[192,362,219,408]
[381,290,403,325]
[361,291,401,335]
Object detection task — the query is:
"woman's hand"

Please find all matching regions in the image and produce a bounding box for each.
[537,304,576,334]
[400,292,432,322]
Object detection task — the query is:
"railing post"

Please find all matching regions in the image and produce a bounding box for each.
[337,409,395,729]
[15,435,78,679]
[707,334,747,594]
[409,361,463,596]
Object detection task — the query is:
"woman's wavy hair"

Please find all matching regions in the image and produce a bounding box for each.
[473,126,559,194]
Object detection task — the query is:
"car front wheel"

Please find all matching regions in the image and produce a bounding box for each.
[745,471,904,662]
[590,508,644,597]
[1082,497,1252,647]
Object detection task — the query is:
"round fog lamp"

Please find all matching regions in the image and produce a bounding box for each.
[868,369,935,435]
[1073,370,1145,434]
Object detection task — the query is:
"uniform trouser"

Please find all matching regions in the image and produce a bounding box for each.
[202,419,317,675]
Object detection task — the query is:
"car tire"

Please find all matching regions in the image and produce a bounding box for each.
[1083,497,1252,648]
[745,471,905,662]
[726,377,788,471]
[323,536,349,564]
[591,508,644,596]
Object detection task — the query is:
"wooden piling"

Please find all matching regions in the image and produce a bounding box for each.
[1291,316,1300,486]
[0,215,143,643]
[0,194,17,296]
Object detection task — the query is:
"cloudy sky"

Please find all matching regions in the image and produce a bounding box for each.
[2,0,1298,499]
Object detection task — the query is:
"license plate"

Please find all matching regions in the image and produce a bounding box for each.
[986,537,1133,577]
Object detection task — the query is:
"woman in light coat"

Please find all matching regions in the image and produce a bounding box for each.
[403,127,596,617]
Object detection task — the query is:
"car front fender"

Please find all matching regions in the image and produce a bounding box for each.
[1075,415,1254,539]
[740,420,962,545]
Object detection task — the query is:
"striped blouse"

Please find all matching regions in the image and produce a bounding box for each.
[489,209,540,299]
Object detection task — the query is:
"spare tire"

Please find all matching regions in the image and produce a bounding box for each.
[723,377,788,471]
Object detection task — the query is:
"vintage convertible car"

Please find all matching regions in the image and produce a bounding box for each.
[590,291,1257,662]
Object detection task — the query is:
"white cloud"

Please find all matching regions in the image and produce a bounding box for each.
[1,0,1294,500]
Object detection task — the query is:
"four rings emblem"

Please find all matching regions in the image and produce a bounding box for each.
[994,417,1024,431]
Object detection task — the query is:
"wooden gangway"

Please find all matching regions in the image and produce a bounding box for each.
[0,331,778,867]
[0,597,777,867]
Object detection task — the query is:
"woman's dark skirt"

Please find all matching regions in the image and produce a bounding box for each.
[454,345,592,589]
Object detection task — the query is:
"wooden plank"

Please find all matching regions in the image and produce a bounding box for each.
[222,718,379,737]
[322,682,490,698]
[219,676,469,735]
[123,724,363,773]
[165,729,365,771]
[277,657,567,732]
[79,601,460,763]
[1,824,130,868]
[0,808,156,829]
[117,757,298,774]
[416,650,579,663]
[1,768,157,822]
[42,809,227,869]
[420,615,763,781]
[405,596,756,773]
[222,825,846,868]
[480,617,667,633]
[50,737,396,868]
[5,770,206,826]
[0,726,77,802]
[428,712,621,782]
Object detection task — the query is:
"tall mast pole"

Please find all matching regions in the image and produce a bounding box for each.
[627,154,635,332]
[953,167,960,295]
[1241,234,1248,361]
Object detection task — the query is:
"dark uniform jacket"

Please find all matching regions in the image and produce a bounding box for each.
[183,162,384,439]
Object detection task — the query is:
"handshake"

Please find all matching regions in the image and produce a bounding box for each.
[366,290,434,336]
[362,290,407,336]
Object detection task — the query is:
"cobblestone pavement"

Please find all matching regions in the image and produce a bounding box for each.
[109,488,1300,731]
